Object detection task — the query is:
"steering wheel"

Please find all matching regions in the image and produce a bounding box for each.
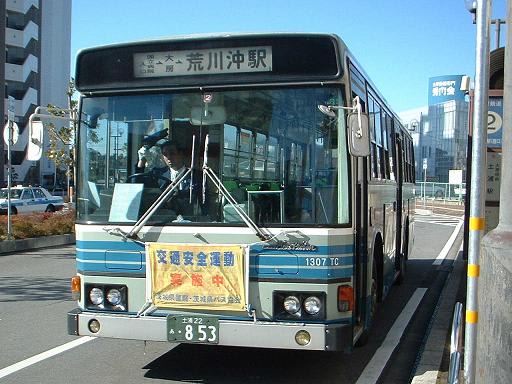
[127,172,171,188]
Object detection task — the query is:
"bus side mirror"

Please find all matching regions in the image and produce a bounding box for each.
[347,112,370,157]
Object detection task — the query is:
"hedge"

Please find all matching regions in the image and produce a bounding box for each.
[0,211,75,241]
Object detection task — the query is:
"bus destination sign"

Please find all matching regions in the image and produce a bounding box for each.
[134,46,272,78]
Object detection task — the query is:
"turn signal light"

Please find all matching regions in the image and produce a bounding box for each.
[338,285,354,312]
[71,275,81,301]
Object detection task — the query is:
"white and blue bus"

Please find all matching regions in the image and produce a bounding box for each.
[67,33,415,351]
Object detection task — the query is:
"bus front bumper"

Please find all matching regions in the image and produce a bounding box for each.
[67,308,352,351]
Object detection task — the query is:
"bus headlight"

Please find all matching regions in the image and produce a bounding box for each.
[85,284,127,311]
[283,296,301,314]
[106,288,122,305]
[304,296,322,315]
[89,288,104,305]
[273,291,326,320]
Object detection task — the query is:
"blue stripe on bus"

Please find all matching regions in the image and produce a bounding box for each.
[76,240,353,254]
[250,244,354,255]
[75,240,355,279]
[249,267,353,279]
[76,240,145,251]
[253,255,354,266]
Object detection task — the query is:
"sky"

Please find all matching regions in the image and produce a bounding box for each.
[71,0,507,113]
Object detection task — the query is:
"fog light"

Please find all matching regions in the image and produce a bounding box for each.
[295,330,311,346]
[283,296,300,314]
[88,319,101,333]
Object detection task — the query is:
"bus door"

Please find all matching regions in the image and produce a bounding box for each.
[353,99,369,333]
[354,153,368,330]
[394,132,404,271]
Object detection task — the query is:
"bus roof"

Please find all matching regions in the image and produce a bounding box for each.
[76,32,343,55]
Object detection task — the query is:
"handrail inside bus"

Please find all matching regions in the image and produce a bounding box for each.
[106,134,270,243]
[201,134,270,241]
[127,167,192,239]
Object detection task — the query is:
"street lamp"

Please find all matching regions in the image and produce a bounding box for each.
[465,0,506,49]
[465,0,477,17]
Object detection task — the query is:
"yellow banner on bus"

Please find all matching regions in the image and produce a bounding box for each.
[146,243,247,311]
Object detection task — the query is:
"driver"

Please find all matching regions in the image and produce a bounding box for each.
[137,140,196,218]
[137,140,188,189]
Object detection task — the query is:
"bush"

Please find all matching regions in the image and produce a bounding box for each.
[0,211,75,241]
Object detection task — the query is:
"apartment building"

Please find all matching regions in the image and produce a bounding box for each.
[1,0,71,186]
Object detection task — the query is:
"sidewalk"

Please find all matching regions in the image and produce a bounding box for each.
[0,233,75,255]
[411,237,465,383]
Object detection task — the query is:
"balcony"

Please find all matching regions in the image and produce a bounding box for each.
[5,54,38,83]
[6,0,39,14]
[4,87,38,120]
[5,20,39,48]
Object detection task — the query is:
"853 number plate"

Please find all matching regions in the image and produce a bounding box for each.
[167,315,219,344]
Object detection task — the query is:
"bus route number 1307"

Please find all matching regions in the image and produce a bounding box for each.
[305,257,341,267]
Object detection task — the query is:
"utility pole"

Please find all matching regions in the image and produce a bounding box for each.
[476,0,512,382]
[464,0,492,383]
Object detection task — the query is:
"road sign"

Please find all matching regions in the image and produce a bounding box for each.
[449,170,463,185]
[487,96,503,148]
[422,158,428,170]
[3,121,19,145]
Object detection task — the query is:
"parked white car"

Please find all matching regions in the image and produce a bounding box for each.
[0,186,64,214]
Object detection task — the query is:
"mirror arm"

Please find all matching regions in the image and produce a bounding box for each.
[317,95,362,119]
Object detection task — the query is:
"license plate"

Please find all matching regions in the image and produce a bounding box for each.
[167,315,219,344]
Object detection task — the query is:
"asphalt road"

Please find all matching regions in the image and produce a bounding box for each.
[0,217,462,384]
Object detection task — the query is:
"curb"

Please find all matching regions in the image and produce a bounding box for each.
[0,233,75,255]
[411,237,465,383]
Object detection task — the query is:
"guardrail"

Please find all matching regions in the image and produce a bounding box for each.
[415,182,466,202]
[448,302,464,384]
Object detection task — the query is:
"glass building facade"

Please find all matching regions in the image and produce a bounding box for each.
[400,75,469,183]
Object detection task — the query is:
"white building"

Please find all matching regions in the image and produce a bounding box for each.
[399,75,469,183]
[2,0,71,186]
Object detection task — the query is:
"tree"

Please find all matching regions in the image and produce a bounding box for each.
[45,79,77,177]
[42,79,100,191]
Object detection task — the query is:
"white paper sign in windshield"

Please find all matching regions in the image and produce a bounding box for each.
[134,46,272,77]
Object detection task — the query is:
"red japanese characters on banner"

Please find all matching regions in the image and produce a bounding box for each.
[146,243,247,311]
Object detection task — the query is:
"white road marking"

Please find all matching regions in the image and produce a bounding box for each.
[0,336,96,379]
[432,218,464,266]
[355,288,427,384]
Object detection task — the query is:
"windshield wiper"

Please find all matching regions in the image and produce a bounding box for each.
[127,135,199,239]
[124,134,270,242]
[201,135,270,242]
[127,167,191,239]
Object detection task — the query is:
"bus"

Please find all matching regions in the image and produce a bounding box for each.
[67,33,415,352]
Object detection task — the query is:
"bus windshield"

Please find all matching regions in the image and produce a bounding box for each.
[77,87,349,226]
